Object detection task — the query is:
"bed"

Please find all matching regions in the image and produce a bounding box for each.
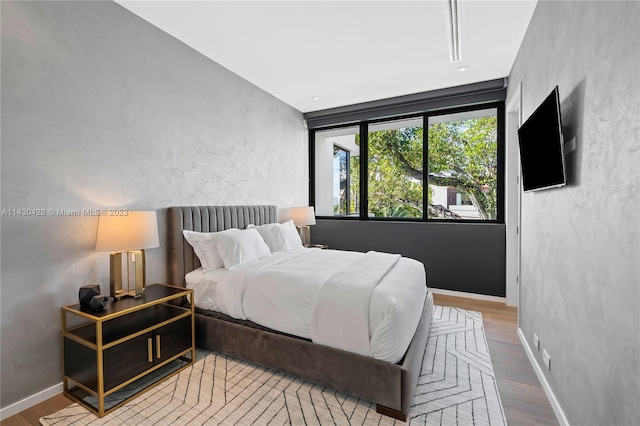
[167,205,434,421]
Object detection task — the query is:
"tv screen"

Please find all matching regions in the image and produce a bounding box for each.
[517,86,566,192]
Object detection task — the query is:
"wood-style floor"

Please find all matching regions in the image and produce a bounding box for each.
[1,294,558,426]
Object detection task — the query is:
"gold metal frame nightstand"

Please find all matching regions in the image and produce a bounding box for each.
[61,284,195,417]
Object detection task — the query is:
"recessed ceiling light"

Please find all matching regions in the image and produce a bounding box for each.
[457,66,469,72]
[312,96,319,100]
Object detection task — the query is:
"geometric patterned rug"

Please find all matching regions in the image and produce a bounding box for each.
[41,306,506,425]
[413,306,507,425]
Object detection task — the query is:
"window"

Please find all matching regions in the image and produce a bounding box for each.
[314,126,360,216]
[427,108,499,220]
[367,118,423,218]
[311,103,503,222]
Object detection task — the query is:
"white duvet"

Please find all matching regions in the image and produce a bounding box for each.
[186,248,427,363]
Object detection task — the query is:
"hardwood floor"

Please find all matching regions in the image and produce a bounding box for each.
[1,394,73,426]
[1,294,558,425]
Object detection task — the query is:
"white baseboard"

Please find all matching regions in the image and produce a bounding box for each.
[0,382,63,420]
[517,328,570,426]
[429,287,507,303]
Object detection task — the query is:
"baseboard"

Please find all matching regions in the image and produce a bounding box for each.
[429,288,506,303]
[517,328,570,426]
[0,382,63,420]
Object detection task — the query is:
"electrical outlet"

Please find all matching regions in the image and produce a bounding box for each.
[533,333,540,350]
[543,349,551,370]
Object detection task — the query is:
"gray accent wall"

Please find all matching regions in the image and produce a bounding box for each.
[508,2,640,425]
[314,220,506,297]
[1,1,306,409]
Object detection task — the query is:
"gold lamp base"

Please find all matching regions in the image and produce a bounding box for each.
[110,249,146,299]
[297,225,311,247]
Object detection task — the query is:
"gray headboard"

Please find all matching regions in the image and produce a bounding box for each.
[167,205,278,286]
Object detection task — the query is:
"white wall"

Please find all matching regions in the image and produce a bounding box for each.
[314,133,335,216]
[0,0,307,409]
[314,132,359,216]
[508,2,639,424]
[430,185,448,207]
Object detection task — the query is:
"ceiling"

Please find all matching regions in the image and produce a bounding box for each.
[117,1,537,113]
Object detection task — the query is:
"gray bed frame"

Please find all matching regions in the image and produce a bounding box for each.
[167,205,433,421]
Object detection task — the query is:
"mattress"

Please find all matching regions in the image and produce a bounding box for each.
[185,248,427,363]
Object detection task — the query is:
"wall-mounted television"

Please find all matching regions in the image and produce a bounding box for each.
[517,86,566,192]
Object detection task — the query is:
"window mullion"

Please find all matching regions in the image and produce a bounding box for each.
[359,122,368,219]
[423,114,429,220]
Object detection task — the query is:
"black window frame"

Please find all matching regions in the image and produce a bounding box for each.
[309,101,505,224]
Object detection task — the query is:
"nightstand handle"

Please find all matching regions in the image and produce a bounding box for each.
[156,335,161,359]
[147,338,153,363]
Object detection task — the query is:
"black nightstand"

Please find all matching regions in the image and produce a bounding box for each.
[310,244,329,249]
[61,284,194,417]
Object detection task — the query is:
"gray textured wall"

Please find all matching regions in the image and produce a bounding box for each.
[508,1,640,424]
[0,1,306,408]
[314,220,506,297]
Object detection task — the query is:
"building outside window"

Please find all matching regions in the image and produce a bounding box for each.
[314,126,360,216]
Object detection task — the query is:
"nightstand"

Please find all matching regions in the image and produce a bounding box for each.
[61,284,194,417]
[310,244,329,249]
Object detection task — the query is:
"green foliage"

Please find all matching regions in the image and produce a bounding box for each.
[367,127,423,218]
[428,117,498,219]
[364,116,498,219]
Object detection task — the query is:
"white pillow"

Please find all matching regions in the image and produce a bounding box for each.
[182,230,225,270]
[247,220,303,253]
[282,220,304,249]
[215,228,271,270]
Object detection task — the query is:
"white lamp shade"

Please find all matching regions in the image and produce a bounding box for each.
[95,211,159,251]
[290,206,316,226]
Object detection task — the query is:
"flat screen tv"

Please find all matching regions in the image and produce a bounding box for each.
[517,86,566,192]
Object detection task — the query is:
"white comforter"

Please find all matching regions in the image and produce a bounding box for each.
[186,248,427,363]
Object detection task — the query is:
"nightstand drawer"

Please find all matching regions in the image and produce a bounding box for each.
[154,317,192,364]
[103,332,153,392]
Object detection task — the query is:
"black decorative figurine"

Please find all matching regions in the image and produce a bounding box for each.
[79,284,101,308]
[89,295,110,312]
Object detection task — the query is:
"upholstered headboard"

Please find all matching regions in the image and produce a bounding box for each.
[167,205,278,286]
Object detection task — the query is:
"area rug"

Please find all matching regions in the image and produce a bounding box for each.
[41,306,506,425]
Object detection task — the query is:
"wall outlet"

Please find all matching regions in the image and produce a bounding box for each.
[533,333,540,350]
[543,349,551,370]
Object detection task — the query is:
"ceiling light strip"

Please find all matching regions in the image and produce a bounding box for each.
[446,0,461,62]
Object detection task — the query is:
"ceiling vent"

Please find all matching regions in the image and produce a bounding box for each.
[446,0,462,62]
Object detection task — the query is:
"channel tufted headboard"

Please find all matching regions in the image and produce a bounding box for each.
[167,205,278,286]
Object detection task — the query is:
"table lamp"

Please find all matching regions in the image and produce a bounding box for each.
[95,211,159,299]
[291,206,316,247]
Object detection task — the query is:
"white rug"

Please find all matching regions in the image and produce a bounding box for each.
[41,306,507,425]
